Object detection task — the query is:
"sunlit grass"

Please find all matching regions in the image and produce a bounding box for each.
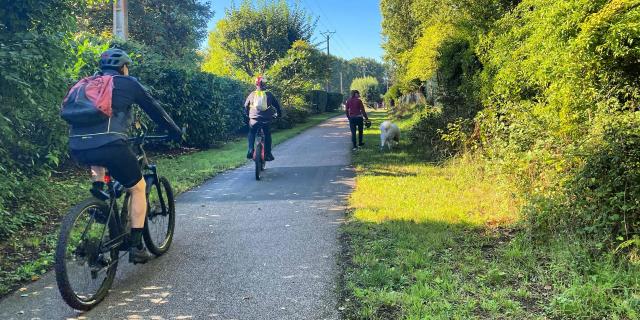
[349,111,519,226]
[340,110,640,320]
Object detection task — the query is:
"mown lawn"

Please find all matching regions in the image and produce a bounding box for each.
[0,112,340,297]
[340,111,639,319]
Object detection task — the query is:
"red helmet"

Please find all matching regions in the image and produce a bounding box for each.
[255,76,265,87]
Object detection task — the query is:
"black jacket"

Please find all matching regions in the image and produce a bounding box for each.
[68,70,181,150]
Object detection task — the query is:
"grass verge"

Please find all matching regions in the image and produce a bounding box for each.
[0,112,340,297]
[339,111,639,319]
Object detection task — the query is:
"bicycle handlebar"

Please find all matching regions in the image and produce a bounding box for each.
[127,134,171,144]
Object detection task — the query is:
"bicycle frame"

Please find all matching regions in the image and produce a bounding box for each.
[95,132,170,258]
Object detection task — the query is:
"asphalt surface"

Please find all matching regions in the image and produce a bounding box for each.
[0,116,354,320]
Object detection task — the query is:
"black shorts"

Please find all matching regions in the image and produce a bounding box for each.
[71,140,142,188]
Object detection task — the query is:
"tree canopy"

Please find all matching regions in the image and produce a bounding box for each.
[351,76,381,106]
[80,0,213,60]
[204,0,315,77]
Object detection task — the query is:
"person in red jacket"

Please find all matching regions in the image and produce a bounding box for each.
[345,90,369,150]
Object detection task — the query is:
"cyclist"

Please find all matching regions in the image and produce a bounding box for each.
[66,48,182,264]
[244,76,282,161]
[345,90,369,150]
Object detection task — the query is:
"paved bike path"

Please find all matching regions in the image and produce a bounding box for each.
[0,116,354,320]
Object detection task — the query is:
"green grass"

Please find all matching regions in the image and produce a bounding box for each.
[340,111,640,319]
[0,112,340,297]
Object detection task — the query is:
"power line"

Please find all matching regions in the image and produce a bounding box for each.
[302,0,357,59]
[320,30,336,92]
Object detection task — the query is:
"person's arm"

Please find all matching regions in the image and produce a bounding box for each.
[244,92,253,118]
[269,92,282,117]
[133,81,182,141]
[345,100,350,118]
[359,99,368,120]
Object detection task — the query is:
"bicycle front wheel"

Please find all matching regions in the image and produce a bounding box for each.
[55,198,119,311]
[143,176,176,255]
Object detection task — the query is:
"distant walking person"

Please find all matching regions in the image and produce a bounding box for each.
[345,90,369,150]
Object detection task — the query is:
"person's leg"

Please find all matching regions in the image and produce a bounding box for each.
[357,118,364,146]
[263,123,274,161]
[100,142,151,263]
[126,177,153,263]
[89,166,109,199]
[128,178,147,229]
[349,118,357,148]
[247,121,258,158]
[91,166,105,182]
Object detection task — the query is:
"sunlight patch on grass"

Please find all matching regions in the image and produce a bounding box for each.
[340,110,640,320]
[349,111,519,227]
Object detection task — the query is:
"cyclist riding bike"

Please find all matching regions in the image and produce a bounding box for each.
[65,48,182,264]
[244,76,282,161]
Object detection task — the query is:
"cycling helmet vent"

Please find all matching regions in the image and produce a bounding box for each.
[99,48,133,70]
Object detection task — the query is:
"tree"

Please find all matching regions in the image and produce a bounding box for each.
[204,0,316,77]
[380,0,420,73]
[351,77,381,107]
[80,0,213,61]
[351,57,387,94]
[267,40,327,106]
[327,56,386,95]
[202,20,252,81]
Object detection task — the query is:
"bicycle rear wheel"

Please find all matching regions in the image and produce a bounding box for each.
[55,198,119,311]
[143,176,176,255]
[255,143,263,180]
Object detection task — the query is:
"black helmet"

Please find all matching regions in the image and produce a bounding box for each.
[99,48,132,70]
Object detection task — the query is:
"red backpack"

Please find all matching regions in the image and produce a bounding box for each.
[60,75,114,125]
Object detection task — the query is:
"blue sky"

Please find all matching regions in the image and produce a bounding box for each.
[204,0,384,61]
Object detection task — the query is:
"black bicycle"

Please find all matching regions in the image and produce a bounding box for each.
[54,130,175,310]
[253,127,266,180]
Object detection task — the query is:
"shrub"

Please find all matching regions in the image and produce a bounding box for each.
[326,92,344,112]
[476,0,640,248]
[273,105,310,129]
[307,90,328,113]
[112,41,251,148]
[0,35,250,236]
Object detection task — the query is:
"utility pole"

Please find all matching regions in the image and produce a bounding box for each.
[113,0,129,40]
[320,30,335,92]
[340,71,344,95]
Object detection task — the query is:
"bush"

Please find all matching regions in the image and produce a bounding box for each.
[273,105,310,129]
[326,92,344,112]
[109,41,251,148]
[407,107,447,157]
[383,83,401,108]
[0,35,250,236]
[307,90,328,113]
[475,0,640,248]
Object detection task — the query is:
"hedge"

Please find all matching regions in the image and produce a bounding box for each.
[326,92,344,112]
[307,90,328,113]
[0,38,252,237]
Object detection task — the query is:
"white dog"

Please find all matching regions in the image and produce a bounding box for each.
[380,121,400,150]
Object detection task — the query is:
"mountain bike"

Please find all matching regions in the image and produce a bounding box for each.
[54,130,175,311]
[253,127,266,181]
